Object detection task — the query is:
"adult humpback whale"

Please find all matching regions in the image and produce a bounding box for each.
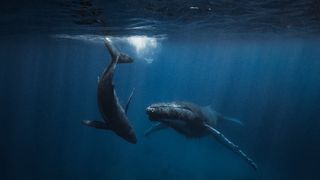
[145,101,257,170]
[82,39,137,144]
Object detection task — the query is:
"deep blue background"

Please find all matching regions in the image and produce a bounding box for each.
[1,34,320,180]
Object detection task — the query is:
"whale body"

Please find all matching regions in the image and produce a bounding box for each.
[145,101,257,170]
[82,39,137,144]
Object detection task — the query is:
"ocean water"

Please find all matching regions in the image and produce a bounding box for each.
[1,1,320,180]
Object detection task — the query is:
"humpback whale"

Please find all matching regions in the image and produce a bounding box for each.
[145,101,257,170]
[82,39,137,144]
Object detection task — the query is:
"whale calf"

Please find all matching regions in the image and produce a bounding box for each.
[82,39,137,144]
[145,101,257,170]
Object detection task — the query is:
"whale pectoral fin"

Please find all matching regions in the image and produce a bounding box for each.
[144,122,167,137]
[203,123,258,170]
[82,120,110,130]
[125,88,135,114]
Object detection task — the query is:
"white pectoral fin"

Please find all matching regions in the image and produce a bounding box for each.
[82,120,109,130]
[203,123,258,170]
[144,122,168,137]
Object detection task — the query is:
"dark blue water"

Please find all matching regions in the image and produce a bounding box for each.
[1,0,320,180]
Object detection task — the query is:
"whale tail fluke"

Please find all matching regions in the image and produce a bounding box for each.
[104,37,134,64]
[223,116,244,126]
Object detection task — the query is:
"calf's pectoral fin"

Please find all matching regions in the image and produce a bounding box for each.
[82,120,110,130]
[125,88,135,114]
[203,123,258,170]
[144,122,167,136]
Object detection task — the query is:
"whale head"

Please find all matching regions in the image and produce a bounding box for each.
[145,102,198,123]
[146,103,167,120]
[146,103,182,120]
[145,103,187,128]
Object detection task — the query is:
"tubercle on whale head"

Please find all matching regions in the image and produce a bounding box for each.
[145,106,153,113]
[145,103,178,121]
[146,103,168,112]
[145,106,159,121]
[146,102,185,112]
[146,104,166,120]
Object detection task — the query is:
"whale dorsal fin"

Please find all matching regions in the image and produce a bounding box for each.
[125,88,135,114]
[203,123,257,170]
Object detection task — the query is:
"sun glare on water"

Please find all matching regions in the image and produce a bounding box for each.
[54,34,163,64]
[126,35,158,54]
